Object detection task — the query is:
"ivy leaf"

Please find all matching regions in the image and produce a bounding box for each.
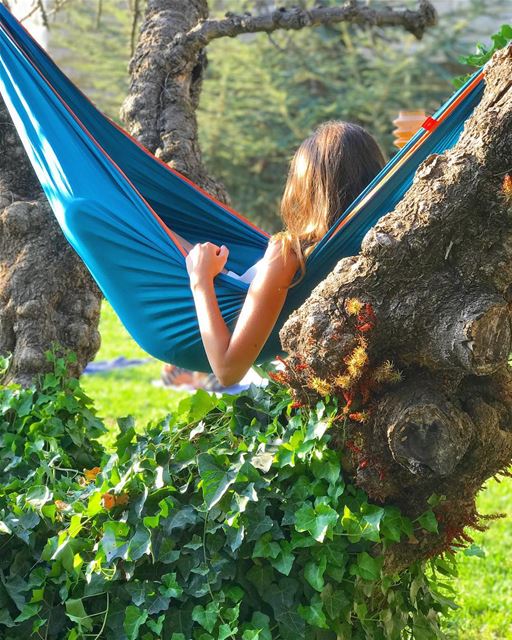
[321,583,351,619]
[341,505,362,543]
[87,491,103,517]
[361,504,385,542]
[218,623,237,640]
[311,455,341,486]
[275,609,306,639]
[246,564,275,597]
[261,577,299,615]
[246,513,274,542]
[124,605,148,640]
[198,453,239,509]
[350,552,383,581]
[68,514,82,538]
[304,553,327,592]
[25,486,52,509]
[417,510,438,533]
[463,544,485,558]
[65,599,93,632]
[147,593,171,616]
[244,612,272,640]
[147,614,165,634]
[270,541,295,576]
[187,389,218,422]
[160,572,183,598]
[251,452,274,473]
[192,601,220,633]
[295,502,338,542]
[126,528,151,561]
[253,533,280,559]
[125,582,146,607]
[297,593,328,629]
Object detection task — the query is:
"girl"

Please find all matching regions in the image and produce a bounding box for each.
[185,120,386,387]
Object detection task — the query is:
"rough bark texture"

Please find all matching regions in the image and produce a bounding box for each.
[280,46,512,570]
[0,98,101,386]
[119,0,230,201]
[164,0,436,63]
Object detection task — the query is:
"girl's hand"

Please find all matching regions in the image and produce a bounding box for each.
[186,242,229,289]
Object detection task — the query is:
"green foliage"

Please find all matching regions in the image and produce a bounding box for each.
[47,1,134,125]
[0,350,463,639]
[453,23,512,88]
[199,0,508,230]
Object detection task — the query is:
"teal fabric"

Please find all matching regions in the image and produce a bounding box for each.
[0,4,485,371]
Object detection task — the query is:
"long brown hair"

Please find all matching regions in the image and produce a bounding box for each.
[276,120,386,284]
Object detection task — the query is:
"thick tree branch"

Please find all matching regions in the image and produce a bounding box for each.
[164,1,437,73]
[279,45,512,568]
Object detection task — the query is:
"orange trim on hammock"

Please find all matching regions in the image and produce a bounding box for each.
[3,9,270,241]
[328,69,486,239]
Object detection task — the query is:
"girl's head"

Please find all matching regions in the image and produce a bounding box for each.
[278,120,386,278]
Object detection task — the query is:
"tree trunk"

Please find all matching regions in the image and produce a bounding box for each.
[119,0,230,202]
[0,0,230,387]
[0,97,101,386]
[279,45,512,571]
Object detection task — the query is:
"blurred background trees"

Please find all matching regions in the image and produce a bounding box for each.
[39,0,510,229]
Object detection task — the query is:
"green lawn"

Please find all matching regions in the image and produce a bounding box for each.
[79,300,188,447]
[445,476,512,639]
[82,300,512,639]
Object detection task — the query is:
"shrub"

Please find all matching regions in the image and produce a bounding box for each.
[0,350,463,639]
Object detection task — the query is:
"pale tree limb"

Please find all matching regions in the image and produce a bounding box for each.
[163,0,437,74]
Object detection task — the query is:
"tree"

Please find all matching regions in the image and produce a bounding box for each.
[0,0,436,385]
[3,0,511,575]
[279,44,512,569]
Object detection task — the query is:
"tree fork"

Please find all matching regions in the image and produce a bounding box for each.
[280,45,512,568]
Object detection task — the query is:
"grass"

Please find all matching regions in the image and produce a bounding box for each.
[82,300,512,639]
[79,299,187,447]
[445,476,512,639]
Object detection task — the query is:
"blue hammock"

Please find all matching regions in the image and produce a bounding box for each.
[0,4,486,372]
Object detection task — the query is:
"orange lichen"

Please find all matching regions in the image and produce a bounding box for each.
[373,360,403,385]
[345,298,364,316]
[349,411,370,423]
[503,173,512,199]
[308,376,332,396]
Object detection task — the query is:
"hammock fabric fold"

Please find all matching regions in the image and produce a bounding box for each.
[0,3,486,371]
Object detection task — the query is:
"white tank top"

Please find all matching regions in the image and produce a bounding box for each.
[225,258,265,284]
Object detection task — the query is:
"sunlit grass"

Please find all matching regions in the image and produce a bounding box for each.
[445,475,512,639]
[79,300,187,448]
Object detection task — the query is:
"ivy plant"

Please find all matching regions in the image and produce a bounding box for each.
[0,349,470,639]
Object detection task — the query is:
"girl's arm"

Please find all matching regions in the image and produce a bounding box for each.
[186,238,299,386]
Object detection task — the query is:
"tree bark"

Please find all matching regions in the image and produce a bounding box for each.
[119,0,230,201]
[279,45,512,570]
[0,98,101,386]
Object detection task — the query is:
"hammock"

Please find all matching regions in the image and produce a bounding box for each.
[0,3,486,372]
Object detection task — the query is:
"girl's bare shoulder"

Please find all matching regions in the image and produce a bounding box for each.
[260,234,300,281]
